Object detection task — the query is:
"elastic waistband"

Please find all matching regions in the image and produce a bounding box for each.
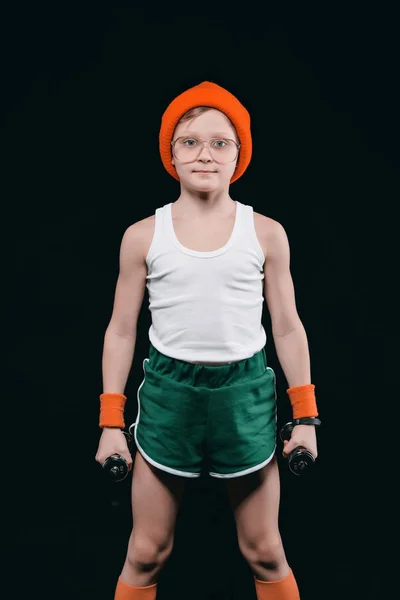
[147,343,267,388]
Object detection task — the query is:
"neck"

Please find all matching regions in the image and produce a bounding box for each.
[174,188,235,217]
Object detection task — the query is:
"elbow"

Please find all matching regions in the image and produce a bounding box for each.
[105,323,137,341]
[271,317,304,338]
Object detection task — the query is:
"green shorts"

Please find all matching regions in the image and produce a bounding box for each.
[129,343,277,479]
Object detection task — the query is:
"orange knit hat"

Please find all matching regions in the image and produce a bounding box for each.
[159,81,252,184]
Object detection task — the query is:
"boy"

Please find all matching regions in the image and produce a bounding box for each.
[95,81,319,600]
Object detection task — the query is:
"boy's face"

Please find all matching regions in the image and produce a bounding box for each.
[171,109,239,190]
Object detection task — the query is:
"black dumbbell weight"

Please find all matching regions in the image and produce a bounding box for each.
[101,430,133,482]
[279,418,321,476]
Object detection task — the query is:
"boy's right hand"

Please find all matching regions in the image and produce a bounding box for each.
[95,427,133,471]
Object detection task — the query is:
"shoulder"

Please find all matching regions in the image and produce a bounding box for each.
[121,214,155,262]
[253,211,289,259]
[253,210,286,235]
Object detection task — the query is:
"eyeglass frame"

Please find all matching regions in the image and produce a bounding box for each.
[170,136,241,164]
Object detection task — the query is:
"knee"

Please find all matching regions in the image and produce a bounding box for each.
[239,534,286,570]
[127,533,174,574]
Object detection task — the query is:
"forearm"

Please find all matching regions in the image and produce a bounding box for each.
[102,328,136,394]
[272,321,312,388]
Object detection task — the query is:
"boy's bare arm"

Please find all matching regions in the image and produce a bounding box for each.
[263,219,312,387]
[102,222,148,394]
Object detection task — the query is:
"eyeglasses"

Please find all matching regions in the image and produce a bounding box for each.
[171,136,240,164]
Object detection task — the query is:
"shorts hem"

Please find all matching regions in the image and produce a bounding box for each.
[208,446,276,479]
[134,437,201,478]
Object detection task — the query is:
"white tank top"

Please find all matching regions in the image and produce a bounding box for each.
[145,200,267,364]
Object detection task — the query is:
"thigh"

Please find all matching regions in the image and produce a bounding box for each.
[130,450,186,547]
[225,456,281,545]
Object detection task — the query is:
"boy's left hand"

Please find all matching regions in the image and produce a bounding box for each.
[282,424,318,459]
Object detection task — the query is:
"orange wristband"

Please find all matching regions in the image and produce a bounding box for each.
[99,393,127,428]
[286,384,318,420]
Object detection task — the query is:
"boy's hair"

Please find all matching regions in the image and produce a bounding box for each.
[177,106,212,123]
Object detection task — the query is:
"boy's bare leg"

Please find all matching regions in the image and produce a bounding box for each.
[119,450,186,587]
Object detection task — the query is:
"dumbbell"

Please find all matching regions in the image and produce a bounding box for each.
[279,418,320,476]
[101,430,133,482]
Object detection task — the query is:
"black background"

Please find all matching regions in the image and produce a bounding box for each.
[5,2,396,599]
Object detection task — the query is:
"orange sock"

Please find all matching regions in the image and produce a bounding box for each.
[114,577,157,600]
[255,568,300,599]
